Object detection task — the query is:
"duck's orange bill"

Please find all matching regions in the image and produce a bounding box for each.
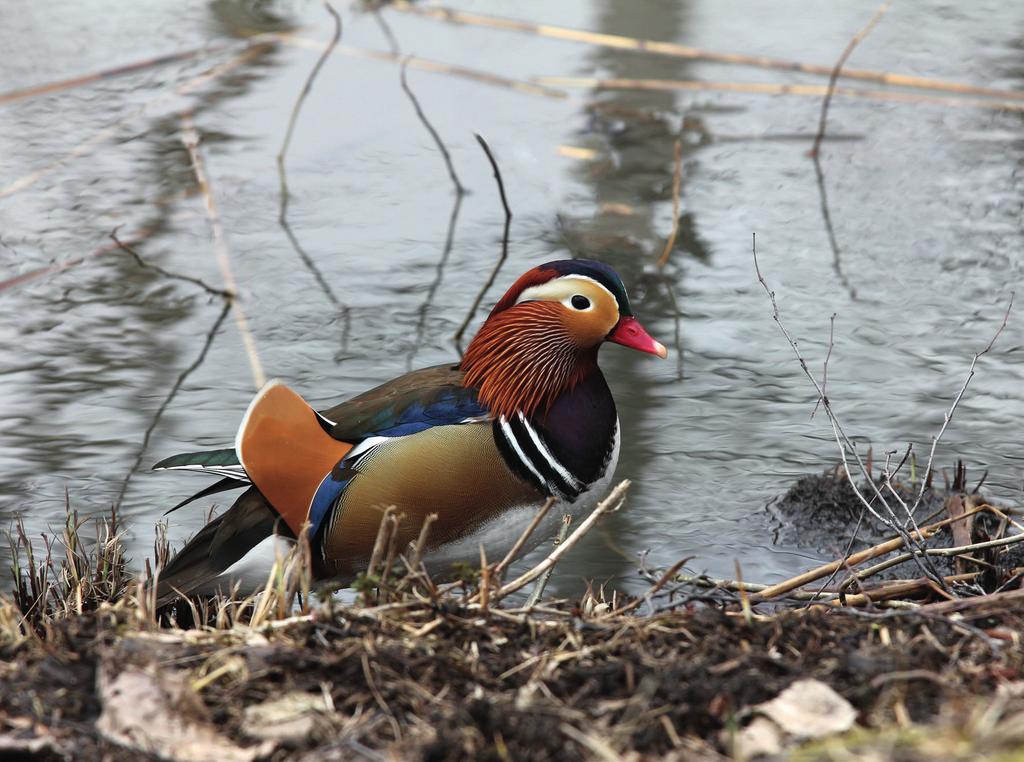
[607,316,668,358]
[235,381,353,536]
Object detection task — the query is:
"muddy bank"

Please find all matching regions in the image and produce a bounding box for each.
[3,596,1024,761]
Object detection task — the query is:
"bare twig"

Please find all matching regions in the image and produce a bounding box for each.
[181,112,266,389]
[491,497,556,579]
[811,312,836,419]
[755,502,989,601]
[906,293,1015,521]
[752,233,947,588]
[524,515,572,608]
[494,480,629,601]
[454,134,512,352]
[811,4,889,158]
[372,8,400,56]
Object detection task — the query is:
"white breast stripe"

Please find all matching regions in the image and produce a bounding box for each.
[499,416,547,488]
[517,412,582,490]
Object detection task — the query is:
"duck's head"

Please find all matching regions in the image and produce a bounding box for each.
[461,259,666,418]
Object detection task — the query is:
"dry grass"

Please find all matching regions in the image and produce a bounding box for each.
[2,474,1024,760]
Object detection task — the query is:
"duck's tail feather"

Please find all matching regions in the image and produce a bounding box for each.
[156,486,283,606]
[153,447,249,481]
[163,476,249,516]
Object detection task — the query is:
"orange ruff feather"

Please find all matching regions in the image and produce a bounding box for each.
[235,381,353,536]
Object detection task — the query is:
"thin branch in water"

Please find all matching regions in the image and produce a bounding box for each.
[114,301,231,509]
[907,292,1015,521]
[277,1,342,215]
[110,229,232,299]
[810,4,889,158]
[453,134,512,353]
[656,138,683,269]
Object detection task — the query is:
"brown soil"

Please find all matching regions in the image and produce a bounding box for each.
[3,599,1024,761]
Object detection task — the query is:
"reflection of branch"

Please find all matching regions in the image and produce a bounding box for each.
[810,4,888,158]
[111,229,232,298]
[400,59,465,195]
[812,156,857,300]
[373,9,400,56]
[808,5,887,300]
[276,3,350,350]
[454,135,512,353]
[115,302,231,509]
[277,1,342,215]
[399,58,467,369]
[752,234,947,589]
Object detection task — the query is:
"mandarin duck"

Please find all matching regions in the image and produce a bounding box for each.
[155,260,666,601]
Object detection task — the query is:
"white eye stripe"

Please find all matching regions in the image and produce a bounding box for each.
[515,274,617,306]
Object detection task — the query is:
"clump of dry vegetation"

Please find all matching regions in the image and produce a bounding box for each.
[4,469,1024,761]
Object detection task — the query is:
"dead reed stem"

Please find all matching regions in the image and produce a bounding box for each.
[0,40,273,199]
[811,4,889,158]
[394,3,1024,101]
[656,139,683,269]
[754,504,990,601]
[0,38,262,107]
[181,112,266,390]
[454,134,512,352]
[271,34,566,99]
[533,77,1024,112]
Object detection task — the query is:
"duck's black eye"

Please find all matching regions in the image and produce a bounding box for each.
[571,294,591,310]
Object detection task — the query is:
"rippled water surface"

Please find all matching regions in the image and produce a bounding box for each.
[1,1,1021,594]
